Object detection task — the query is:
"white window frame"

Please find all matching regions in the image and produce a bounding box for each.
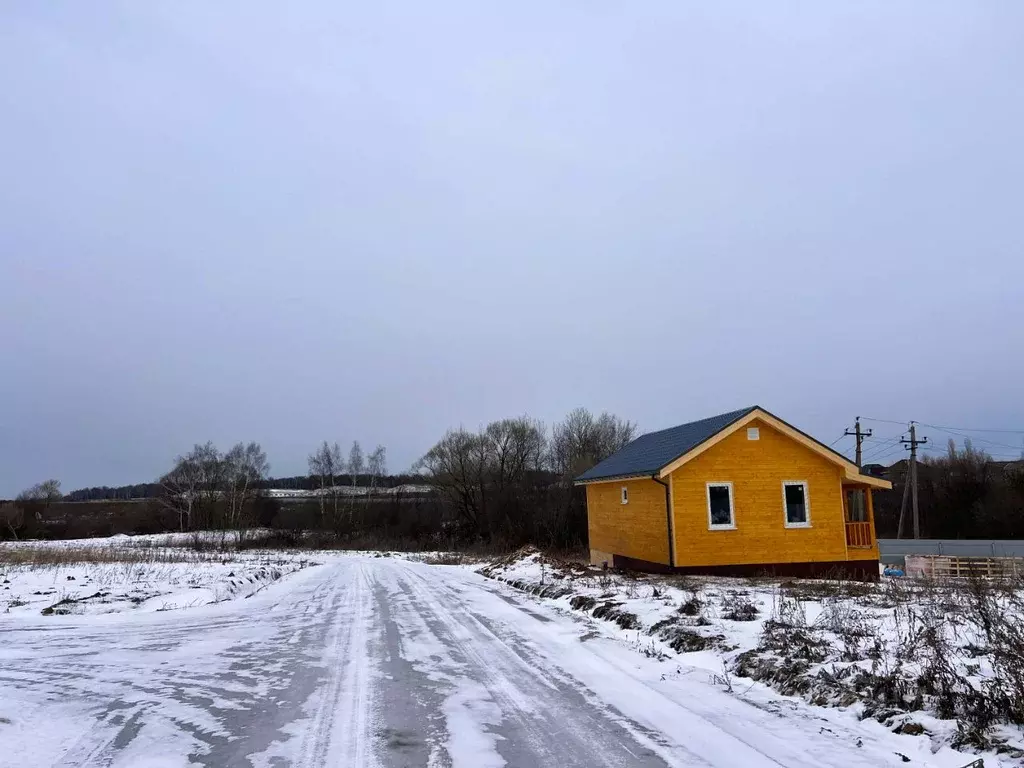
[706,482,736,530]
[782,481,811,528]
[747,427,760,440]
[620,486,628,505]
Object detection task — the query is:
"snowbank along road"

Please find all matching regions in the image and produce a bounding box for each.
[1,556,956,767]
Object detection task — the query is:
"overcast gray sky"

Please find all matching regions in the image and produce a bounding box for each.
[2,2,1023,496]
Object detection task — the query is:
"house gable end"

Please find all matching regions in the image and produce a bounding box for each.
[658,407,890,489]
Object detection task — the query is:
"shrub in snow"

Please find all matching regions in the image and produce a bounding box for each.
[665,626,724,653]
[478,548,1024,759]
[720,592,759,622]
[591,601,640,630]
[678,595,703,617]
[569,595,597,612]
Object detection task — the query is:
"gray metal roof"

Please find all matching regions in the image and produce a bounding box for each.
[575,407,757,483]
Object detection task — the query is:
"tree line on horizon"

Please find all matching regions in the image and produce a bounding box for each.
[60,441,401,504]
[4,420,1023,546]
[147,408,637,549]
[1,409,636,548]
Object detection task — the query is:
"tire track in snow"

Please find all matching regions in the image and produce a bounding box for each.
[384,560,672,767]
[295,561,378,768]
[437,565,901,768]
[2,560,380,768]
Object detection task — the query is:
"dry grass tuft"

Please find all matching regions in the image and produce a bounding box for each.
[0,544,222,567]
[415,552,479,566]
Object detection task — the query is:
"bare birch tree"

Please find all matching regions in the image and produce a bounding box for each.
[368,445,387,492]
[159,451,203,532]
[158,442,223,531]
[223,442,269,535]
[308,441,343,528]
[349,441,364,488]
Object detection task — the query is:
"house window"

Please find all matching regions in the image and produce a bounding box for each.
[783,482,810,527]
[747,427,760,440]
[706,483,735,529]
[621,486,628,505]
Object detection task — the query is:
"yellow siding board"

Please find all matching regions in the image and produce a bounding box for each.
[669,418,873,566]
[587,479,670,566]
[846,547,881,561]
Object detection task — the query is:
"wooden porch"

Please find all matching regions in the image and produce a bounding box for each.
[842,484,878,550]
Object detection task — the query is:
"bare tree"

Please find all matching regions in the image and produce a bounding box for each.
[17,479,62,504]
[158,442,223,531]
[484,417,547,537]
[309,441,343,527]
[416,428,487,531]
[223,442,269,534]
[368,445,387,492]
[349,441,365,488]
[551,408,637,478]
[0,503,25,540]
[486,417,546,490]
[14,479,63,527]
[417,416,565,543]
[309,441,329,522]
[159,451,203,532]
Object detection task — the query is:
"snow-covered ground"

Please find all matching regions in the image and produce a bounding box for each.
[2,535,1015,767]
[1,535,315,616]
[481,549,1024,766]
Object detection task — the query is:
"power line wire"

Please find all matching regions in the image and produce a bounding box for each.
[861,446,899,463]
[861,416,1024,434]
[861,435,901,450]
[919,422,1024,434]
[919,424,1024,452]
[867,448,906,464]
[860,444,909,462]
[860,416,910,427]
[859,437,903,461]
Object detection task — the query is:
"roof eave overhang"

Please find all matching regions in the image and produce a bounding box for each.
[573,472,657,487]
[843,471,893,490]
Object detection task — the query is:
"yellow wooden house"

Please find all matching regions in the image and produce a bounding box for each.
[575,406,891,580]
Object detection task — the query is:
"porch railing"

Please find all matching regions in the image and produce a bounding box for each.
[846,522,874,548]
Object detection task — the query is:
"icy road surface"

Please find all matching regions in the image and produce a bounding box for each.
[1,557,938,767]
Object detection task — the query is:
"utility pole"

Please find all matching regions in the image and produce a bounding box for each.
[895,467,911,539]
[900,422,928,539]
[845,416,873,469]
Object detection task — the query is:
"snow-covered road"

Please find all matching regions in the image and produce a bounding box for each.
[1,557,943,767]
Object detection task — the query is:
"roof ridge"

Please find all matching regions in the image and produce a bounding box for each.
[639,406,757,439]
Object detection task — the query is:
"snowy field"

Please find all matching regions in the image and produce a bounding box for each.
[1,534,317,616]
[482,549,1024,766]
[1,535,1019,767]
[264,484,432,499]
